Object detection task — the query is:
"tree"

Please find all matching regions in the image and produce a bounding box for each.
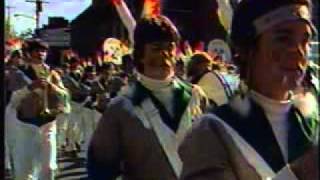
[5,17,17,40]
[18,28,34,39]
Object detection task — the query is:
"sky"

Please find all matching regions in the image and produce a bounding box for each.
[5,0,91,35]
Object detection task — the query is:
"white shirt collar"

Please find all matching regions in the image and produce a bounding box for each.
[137,72,174,92]
[249,90,292,115]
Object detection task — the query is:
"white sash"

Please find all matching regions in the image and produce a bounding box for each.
[132,84,205,177]
[210,113,298,180]
[139,98,184,177]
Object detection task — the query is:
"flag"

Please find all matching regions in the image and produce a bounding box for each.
[111,0,136,44]
[216,0,233,33]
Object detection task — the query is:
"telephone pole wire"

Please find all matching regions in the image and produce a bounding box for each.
[26,0,49,30]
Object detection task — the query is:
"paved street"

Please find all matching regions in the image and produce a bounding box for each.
[55,144,88,180]
[6,143,89,180]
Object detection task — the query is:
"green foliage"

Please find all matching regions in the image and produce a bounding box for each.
[18,28,34,39]
[5,16,34,40]
[4,17,17,40]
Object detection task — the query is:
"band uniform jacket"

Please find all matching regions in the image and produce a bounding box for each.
[16,64,70,126]
[179,93,318,180]
[87,79,208,180]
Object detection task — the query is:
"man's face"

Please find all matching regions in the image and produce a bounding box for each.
[141,41,176,80]
[11,56,23,66]
[30,48,48,63]
[251,20,312,99]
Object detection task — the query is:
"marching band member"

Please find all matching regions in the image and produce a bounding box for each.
[87,15,208,179]
[179,0,319,179]
[186,51,239,107]
[6,38,70,179]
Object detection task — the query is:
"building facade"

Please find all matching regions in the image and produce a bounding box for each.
[38,17,71,66]
[71,0,142,57]
[70,0,227,57]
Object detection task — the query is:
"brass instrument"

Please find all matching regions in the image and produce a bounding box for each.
[37,66,65,121]
[16,64,68,125]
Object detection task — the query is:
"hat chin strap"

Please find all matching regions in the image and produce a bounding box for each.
[254,5,315,35]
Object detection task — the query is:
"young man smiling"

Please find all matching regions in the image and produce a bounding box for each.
[87,15,208,179]
[179,0,319,179]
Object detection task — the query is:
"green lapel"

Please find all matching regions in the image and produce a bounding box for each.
[127,80,193,132]
[288,107,319,163]
[172,79,192,122]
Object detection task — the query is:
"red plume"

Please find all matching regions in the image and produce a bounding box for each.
[193,41,205,52]
[143,0,161,17]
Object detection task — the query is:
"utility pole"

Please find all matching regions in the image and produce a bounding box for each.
[5,6,15,35]
[26,0,49,30]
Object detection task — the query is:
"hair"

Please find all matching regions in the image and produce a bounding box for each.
[230,0,312,81]
[187,52,212,77]
[10,50,23,59]
[25,38,49,52]
[133,15,181,72]
[6,50,22,66]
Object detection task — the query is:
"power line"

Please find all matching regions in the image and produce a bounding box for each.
[25,0,49,30]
